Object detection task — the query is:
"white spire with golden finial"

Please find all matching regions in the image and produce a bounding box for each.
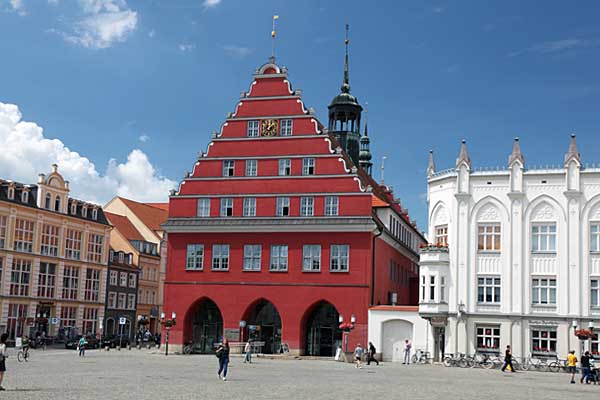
[270,15,279,63]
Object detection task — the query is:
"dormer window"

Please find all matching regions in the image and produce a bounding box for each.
[128,254,133,264]
[21,190,29,203]
[118,252,124,263]
[54,196,61,212]
[7,186,14,200]
[82,206,88,218]
[109,249,114,262]
[45,193,51,209]
[92,209,98,220]
[71,202,77,215]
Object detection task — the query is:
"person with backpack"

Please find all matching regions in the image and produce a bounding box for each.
[367,342,379,366]
[0,333,8,391]
[216,338,230,381]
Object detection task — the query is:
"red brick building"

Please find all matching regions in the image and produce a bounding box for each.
[162,55,424,356]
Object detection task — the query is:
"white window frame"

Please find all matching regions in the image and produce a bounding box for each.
[440,276,446,302]
[300,196,314,216]
[117,293,126,309]
[276,197,290,216]
[435,225,448,246]
[302,245,321,272]
[109,270,118,286]
[245,159,258,177]
[119,272,128,287]
[531,328,557,355]
[420,275,426,302]
[243,244,261,271]
[247,120,259,137]
[83,269,100,302]
[186,244,204,270]
[37,262,56,298]
[428,275,436,302]
[330,244,349,272]
[62,266,79,300]
[531,223,557,253]
[87,233,104,263]
[10,259,31,296]
[532,277,557,306]
[14,218,34,253]
[222,160,235,177]
[278,159,291,176]
[280,119,293,136]
[220,197,233,217]
[302,158,315,176]
[478,224,501,252]
[270,245,288,271]
[107,292,117,309]
[591,279,600,308]
[211,244,230,271]
[477,276,501,304]
[243,197,256,217]
[40,224,60,257]
[127,294,136,310]
[591,223,600,252]
[197,198,211,217]
[0,215,7,249]
[129,273,136,288]
[324,196,339,216]
[476,325,501,353]
[65,229,82,260]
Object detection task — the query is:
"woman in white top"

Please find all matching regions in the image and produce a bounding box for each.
[0,332,8,391]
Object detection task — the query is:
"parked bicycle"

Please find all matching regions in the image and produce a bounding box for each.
[522,355,551,372]
[411,349,430,364]
[548,357,568,373]
[443,353,470,368]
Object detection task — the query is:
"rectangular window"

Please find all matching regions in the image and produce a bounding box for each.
[330,244,349,272]
[118,293,126,309]
[302,158,315,176]
[280,119,293,136]
[428,275,436,301]
[243,244,261,271]
[107,291,116,308]
[440,276,446,302]
[186,244,204,270]
[222,160,235,177]
[421,275,426,302]
[247,120,259,137]
[197,198,211,217]
[7,304,28,341]
[435,225,448,246]
[245,159,258,176]
[243,197,256,217]
[211,244,230,271]
[14,218,34,253]
[300,196,314,216]
[270,245,288,271]
[119,272,128,287]
[532,278,557,305]
[10,258,31,296]
[531,329,557,355]
[0,215,7,249]
[84,269,101,302]
[591,279,600,307]
[220,197,234,217]
[38,262,56,298]
[0,258,2,287]
[82,308,98,334]
[127,294,136,310]
[62,265,79,300]
[324,196,339,216]
[276,197,290,216]
[60,306,76,329]
[591,224,600,252]
[478,224,501,251]
[88,233,104,263]
[477,276,501,303]
[302,245,321,272]
[531,223,557,252]
[109,270,118,286]
[40,224,60,256]
[65,229,82,260]
[476,325,501,352]
[129,273,136,288]
[278,159,291,176]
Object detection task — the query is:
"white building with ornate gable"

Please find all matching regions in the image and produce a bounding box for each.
[419,135,600,361]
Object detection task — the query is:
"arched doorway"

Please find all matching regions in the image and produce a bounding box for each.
[244,299,282,354]
[304,301,342,357]
[106,318,115,336]
[381,319,413,362]
[189,298,223,354]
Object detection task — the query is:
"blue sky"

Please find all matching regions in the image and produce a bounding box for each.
[1,0,600,228]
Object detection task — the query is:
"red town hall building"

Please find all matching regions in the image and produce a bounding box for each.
[163,50,425,356]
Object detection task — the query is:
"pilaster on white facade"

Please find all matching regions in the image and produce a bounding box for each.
[420,135,600,361]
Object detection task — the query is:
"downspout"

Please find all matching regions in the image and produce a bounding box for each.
[370,223,384,306]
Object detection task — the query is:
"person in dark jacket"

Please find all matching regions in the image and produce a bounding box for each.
[367,342,379,366]
[216,338,230,381]
[501,345,515,372]
[581,351,592,384]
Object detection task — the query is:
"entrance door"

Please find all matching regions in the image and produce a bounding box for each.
[382,319,413,362]
[434,327,445,362]
[304,301,342,357]
[190,299,223,354]
[245,300,282,354]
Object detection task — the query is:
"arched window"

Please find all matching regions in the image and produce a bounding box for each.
[7,186,15,200]
[82,206,87,218]
[71,202,77,215]
[21,190,29,203]
[54,196,61,212]
[92,209,98,220]
[45,193,52,209]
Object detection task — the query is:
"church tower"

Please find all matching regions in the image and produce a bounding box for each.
[328,25,363,167]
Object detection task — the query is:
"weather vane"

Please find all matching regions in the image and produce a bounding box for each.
[271,15,279,62]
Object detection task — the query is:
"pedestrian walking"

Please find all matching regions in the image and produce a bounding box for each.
[78,336,87,357]
[367,342,379,366]
[581,351,592,384]
[567,350,578,384]
[216,338,230,381]
[501,345,515,372]
[354,343,363,369]
[243,341,252,364]
[402,339,412,365]
[0,333,8,391]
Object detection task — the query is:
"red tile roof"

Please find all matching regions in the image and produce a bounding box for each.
[118,197,169,233]
[105,212,145,241]
[146,203,169,212]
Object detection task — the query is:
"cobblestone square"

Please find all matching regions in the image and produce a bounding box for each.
[0,349,599,400]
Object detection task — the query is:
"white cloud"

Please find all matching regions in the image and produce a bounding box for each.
[203,0,221,9]
[148,29,155,38]
[138,134,150,143]
[8,0,26,16]
[0,102,176,204]
[59,0,138,49]
[432,6,444,13]
[223,45,251,57]
[509,38,600,58]
[48,0,59,5]
[178,43,195,52]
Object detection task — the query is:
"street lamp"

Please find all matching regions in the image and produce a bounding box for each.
[338,314,356,353]
[160,311,177,356]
